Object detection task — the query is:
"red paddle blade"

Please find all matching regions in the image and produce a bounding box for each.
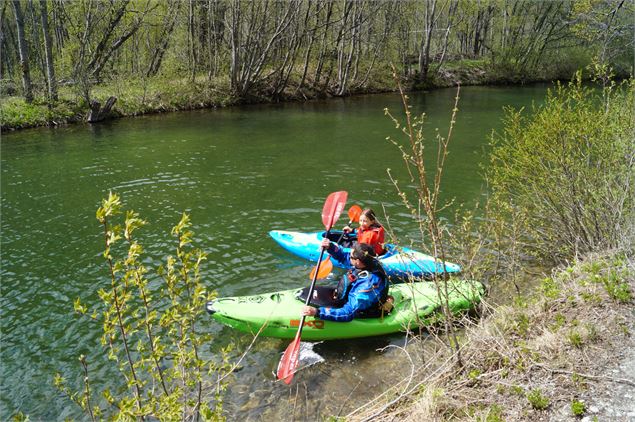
[277,336,301,384]
[348,205,362,223]
[321,191,348,230]
[310,256,333,279]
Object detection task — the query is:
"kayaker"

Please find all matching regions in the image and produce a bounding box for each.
[301,239,391,322]
[343,208,386,255]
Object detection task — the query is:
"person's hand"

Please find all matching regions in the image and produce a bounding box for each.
[321,238,330,249]
[302,306,317,316]
[343,225,352,233]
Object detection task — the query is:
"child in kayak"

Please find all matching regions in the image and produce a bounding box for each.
[343,208,386,255]
[301,238,391,322]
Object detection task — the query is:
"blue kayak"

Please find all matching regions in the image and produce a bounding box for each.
[269,230,461,278]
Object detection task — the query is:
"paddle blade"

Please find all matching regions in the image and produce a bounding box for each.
[348,205,362,223]
[277,336,301,384]
[310,256,333,279]
[321,191,348,230]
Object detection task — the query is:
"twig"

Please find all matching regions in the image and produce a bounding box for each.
[533,363,635,387]
[336,380,363,417]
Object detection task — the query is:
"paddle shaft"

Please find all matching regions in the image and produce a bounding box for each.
[297,234,330,336]
[334,205,361,244]
[335,220,354,244]
[278,191,347,383]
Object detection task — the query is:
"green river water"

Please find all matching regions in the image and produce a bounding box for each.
[1,85,549,419]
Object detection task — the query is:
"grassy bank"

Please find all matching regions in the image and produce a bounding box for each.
[0,60,581,133]
[348,252,634,420]
[347,73,635,421]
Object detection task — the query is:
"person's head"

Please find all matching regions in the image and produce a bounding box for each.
[358,209,379,230]
[350,243,376,269]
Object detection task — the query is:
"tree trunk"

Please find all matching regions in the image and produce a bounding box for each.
[12,0,33,103]
[1,1,12,80]
[86,0,130,80]
[296,1,317,93]
[39,0,58,102]
[313,2,334,87]
[438,1,458,65]
[188,0,196,82]
[418,0,438,84]
[228,0,241,93]
[87,96,117,123]
[146,3,181,77]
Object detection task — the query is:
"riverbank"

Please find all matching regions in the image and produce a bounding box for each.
[348,251,634,421]
[0,60,576,133]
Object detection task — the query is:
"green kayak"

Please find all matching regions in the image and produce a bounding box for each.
[205,279,485,340]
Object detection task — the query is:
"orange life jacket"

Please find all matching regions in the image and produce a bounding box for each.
[356,224,386,255]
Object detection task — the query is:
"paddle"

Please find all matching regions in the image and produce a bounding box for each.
[336,204,362,244]
[309,205,362,280]
[277,191,348,384]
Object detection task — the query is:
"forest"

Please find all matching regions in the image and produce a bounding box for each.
[1,0,633,130]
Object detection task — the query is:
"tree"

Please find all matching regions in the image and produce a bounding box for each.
[11,0,33,102]
[39,0,58,102]
[227,0,299,98]
[570,0,634,75]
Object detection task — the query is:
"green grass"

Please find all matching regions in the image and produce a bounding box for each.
[526,388,550,410]
[1,75,236,131]
[0,97,80,130]
[571,399,586,416]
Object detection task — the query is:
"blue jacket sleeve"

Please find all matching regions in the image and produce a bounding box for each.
[325,242,354,270]
[317,273,385,322]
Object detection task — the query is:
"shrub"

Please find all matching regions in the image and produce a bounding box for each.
[55,193,231,421]
[526,388,550,410]
[487,74,635,263]
[571,399,586,416]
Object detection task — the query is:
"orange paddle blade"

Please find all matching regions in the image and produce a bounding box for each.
[310,256,333,279]
[348,205,362,223]
[277,334,301,384]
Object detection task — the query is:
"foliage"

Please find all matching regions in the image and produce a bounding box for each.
[526,388,550,410]
[486,74,635,263]
[2,0,633,129]
[0,97,79,130]
[585,256,634,303]
[571,398,586,416]
[570,0,635,72]
[54,192,231,421]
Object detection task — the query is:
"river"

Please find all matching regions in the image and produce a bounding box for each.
[1,85,550,419]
